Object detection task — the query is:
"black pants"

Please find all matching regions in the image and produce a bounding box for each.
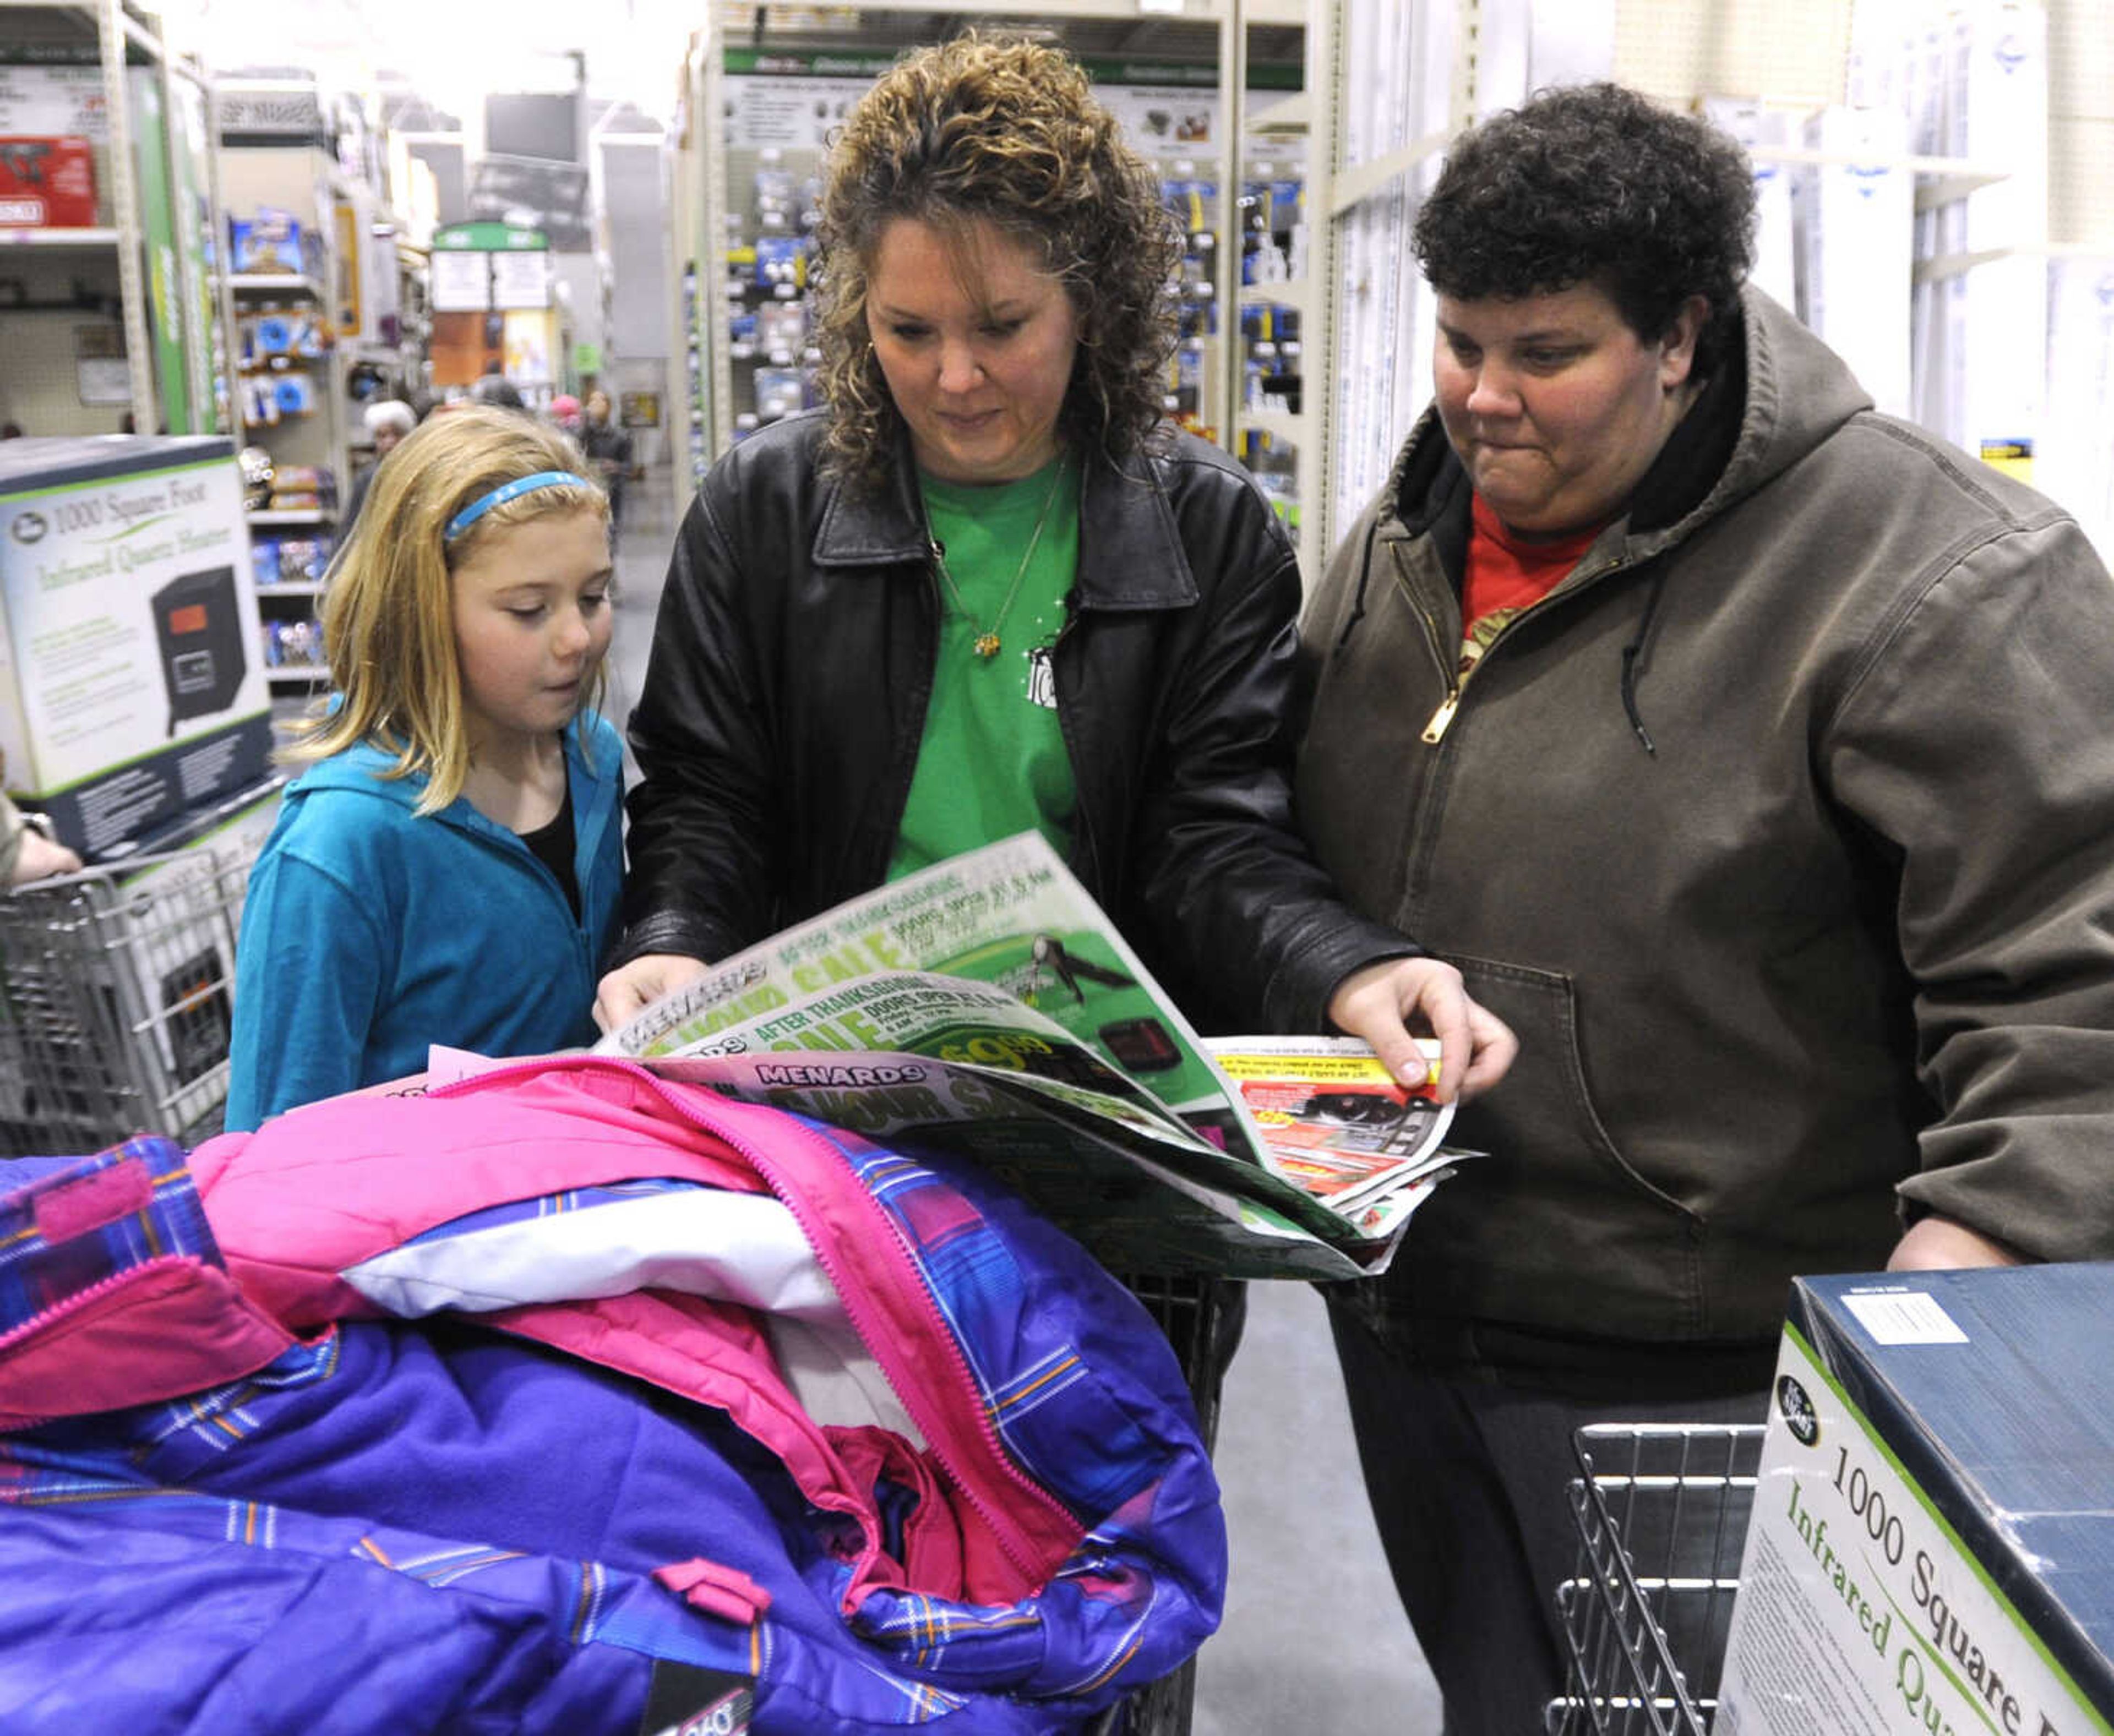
[1327,1304,1767,1736]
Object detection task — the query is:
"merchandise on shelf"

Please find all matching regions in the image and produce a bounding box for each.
[753,234,808,293]
[260,616,326,671]
[228,206,325,279]
[755,299,805,361]
[0,135,97,228]
[752,367,805,424]
[243,309,329,363]
[249,534,333,589]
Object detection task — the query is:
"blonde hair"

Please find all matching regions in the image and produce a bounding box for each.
[285,404,610,814]
[814,31,1183,489]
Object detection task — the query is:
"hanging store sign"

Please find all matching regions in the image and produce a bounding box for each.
[490,247,552,310]
[429,248,490,312]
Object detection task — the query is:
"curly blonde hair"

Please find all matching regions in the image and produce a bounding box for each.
[814,32,1183,488]
[285,405,609,814]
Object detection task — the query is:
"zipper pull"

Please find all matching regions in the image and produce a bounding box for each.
[1421,689,1461,744]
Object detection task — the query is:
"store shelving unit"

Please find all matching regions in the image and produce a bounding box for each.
[1295,0,2114,575]
[666,1,1309,521]
[0,0,229,436]
[214,78,356,692]
[1225,2,1333,585]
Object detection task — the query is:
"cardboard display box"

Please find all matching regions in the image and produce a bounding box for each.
[0,135,97,228]
[1717,1266,2114,1736]
[1,436,274,858]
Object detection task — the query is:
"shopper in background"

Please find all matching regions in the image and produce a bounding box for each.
[579,389,633,549]
[1293,81,2114,1735]
[595,32,1514,1105]
[226,405,624,1131]
[340,398,416,534]
[2,790,80,888]
[471,363,526,411]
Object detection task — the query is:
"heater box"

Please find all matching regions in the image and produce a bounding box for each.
[1,436,272,857]
[1717,1265,2114,1736]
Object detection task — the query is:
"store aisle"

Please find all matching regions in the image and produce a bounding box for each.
[1194,1280,1441,1734]
[604,472,680,785]
[607,465,1442,1735]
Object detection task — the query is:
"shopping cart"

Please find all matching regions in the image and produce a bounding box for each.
[1547,1422,1767,1736]
[1092,1270,1237,1736]
[2,822,1232,1732]
[0,837,260,1159]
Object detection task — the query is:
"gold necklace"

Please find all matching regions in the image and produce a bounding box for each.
[927,460,1069,660]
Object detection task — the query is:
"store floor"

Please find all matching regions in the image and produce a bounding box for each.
[609,467,1444,1736]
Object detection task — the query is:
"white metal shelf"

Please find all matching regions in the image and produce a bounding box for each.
[246,508,333,526]
[264,667,329,685]
[0,226,122,249]
[253,581,326,597]
[1,2,231,434]
[677,0,1300,499]
[1328,128,1449,217]
[228,273,325,299]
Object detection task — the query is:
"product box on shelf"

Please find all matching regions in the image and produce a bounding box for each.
[249,533,332,588]
[1716,1265,2114,1736]
[1700,98,1799,320]
[1794,105,1915,421]
[229,207,323,280]
[0,436,273,859]
[0,135,97,228]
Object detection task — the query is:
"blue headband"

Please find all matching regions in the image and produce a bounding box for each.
[444,471,592,541]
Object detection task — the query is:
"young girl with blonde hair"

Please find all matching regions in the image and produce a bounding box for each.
[227,405,623,1129]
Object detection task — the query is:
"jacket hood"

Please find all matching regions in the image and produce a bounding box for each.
[284,713,609,811]
[1688,285,1872,526]
[283,736,432,807]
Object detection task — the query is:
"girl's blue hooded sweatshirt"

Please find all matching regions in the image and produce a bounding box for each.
[225,713,624,1130]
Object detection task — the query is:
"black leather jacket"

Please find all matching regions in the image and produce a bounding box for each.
[620,410,1411,1034]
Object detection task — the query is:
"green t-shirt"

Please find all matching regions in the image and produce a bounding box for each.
[887,455,1082,879]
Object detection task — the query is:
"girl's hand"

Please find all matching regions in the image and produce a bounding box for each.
[594,953,711,1033]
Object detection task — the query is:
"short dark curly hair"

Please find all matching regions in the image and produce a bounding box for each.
[813,32,1183,489]
[1414,83,1757,375]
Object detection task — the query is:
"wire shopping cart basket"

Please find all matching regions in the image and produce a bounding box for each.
[1,838,260,1159]
[1547,1422,1767,1736]
[1089,1270,1238,1736]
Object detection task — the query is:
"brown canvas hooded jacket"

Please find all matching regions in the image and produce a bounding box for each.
[1296,287,2114,1371]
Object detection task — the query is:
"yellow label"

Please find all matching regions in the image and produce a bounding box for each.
[1980,438,2034,485]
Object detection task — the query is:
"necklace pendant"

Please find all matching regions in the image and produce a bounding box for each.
[973,631,1001,659]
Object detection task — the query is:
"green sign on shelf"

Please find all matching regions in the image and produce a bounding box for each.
[433,221,549,253]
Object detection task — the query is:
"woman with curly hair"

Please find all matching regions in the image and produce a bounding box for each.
[597,34,1514,1104]
[1295,81,2114,1733]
